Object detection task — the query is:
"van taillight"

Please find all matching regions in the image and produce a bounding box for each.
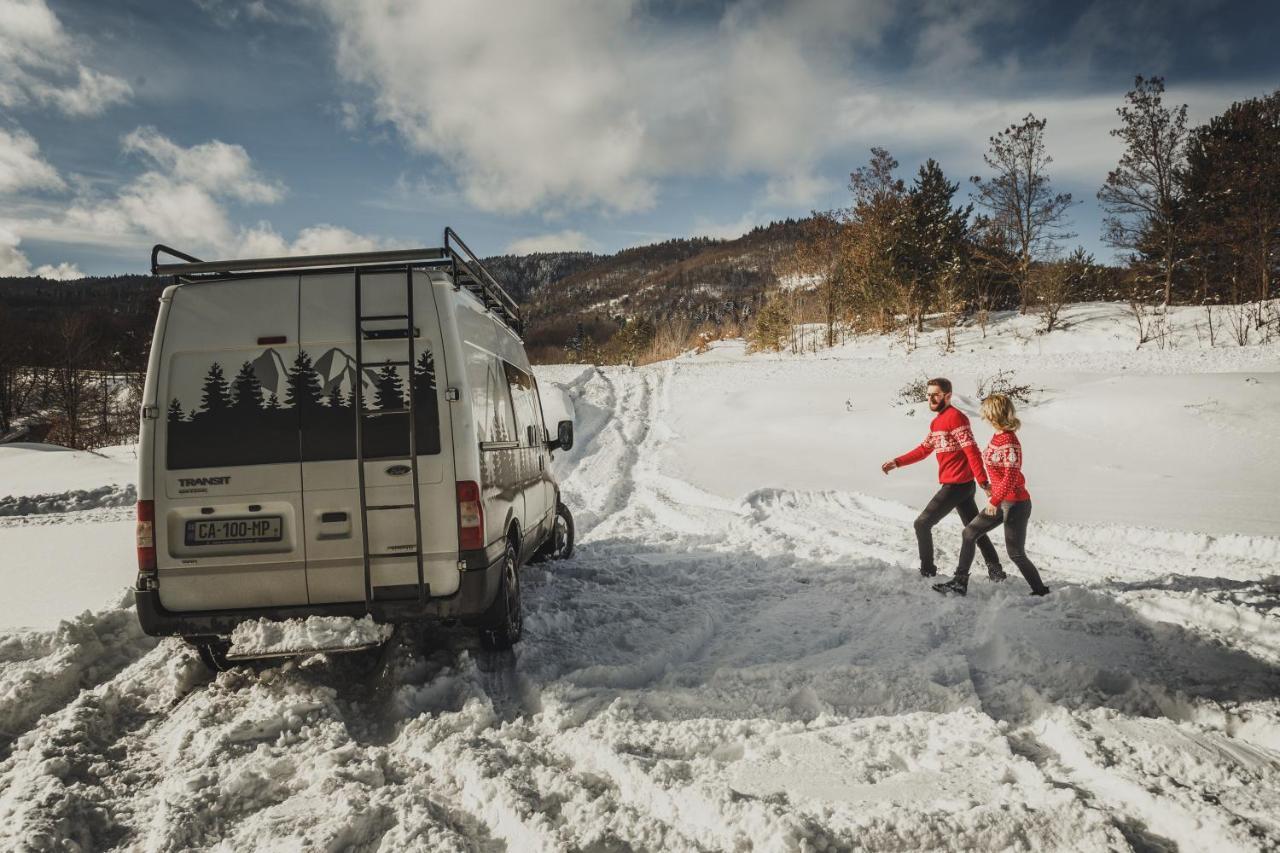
[457,481,484,550]
[136,500,156,572]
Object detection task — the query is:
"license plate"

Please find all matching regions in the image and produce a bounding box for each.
[185,516,283,546]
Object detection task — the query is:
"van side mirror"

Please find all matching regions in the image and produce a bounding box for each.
[553,420,573,452]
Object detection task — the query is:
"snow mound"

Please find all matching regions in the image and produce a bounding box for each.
[0,483,136,517]
[228,616,394,657]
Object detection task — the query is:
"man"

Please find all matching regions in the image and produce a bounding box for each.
[881,378,1006,580]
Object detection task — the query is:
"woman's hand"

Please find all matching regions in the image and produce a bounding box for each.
[981,504,998,517]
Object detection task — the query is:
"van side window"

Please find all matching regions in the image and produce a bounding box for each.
[503,361,540,445]
[471,352,516,444]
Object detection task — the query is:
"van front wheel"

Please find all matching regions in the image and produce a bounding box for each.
[479,542,522,650]
[532,502,575,563]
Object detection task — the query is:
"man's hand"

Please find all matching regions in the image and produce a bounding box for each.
[881,460,897,475]
[981,504,998,517]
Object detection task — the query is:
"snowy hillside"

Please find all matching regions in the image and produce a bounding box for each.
[1,302,1278,851]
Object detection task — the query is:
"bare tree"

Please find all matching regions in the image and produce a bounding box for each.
[50,314,99,449]
[788,211,851,348]
[971,114,1075,313]
[1034,247,1094,333]
[1099,76,1188,306]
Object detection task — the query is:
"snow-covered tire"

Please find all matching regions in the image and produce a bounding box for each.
[479,541,522,650]
[532,502,575,563]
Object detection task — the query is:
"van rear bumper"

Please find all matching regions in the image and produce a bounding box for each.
[135,552,502,638]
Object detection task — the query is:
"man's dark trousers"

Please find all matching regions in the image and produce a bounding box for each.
[914,481,1000,572]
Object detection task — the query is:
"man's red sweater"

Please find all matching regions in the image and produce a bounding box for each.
[894,405,988,486]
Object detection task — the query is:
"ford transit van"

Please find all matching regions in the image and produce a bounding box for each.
[133,229,574,669]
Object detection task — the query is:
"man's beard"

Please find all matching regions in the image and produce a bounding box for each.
[929,399,945,411]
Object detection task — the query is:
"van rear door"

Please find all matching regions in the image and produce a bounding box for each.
[155,276,308,611]
[299,269,458,604]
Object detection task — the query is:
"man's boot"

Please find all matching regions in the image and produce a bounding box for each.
[987,563,1007,582]
[932,575,968,596]
[919,564,939,578]
[1029,585,1051,597]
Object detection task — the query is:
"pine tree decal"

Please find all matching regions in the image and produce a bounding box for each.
[327,384,347,409]
[230,361,264,411]
[167,398,185,423]
[286,351,324,411]
[412,350,436,400]
[374,362,405,411]
[266,393,281,410]
[199,363,231,416]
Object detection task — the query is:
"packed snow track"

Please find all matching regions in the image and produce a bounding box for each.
[3,336,1280,850]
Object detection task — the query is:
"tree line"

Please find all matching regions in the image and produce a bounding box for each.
[752,78,1280,353]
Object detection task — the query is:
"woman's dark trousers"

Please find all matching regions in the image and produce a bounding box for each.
[914,482,1001,572]
[955,500,1047,591]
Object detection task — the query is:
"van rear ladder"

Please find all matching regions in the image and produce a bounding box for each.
[353,267,426,610]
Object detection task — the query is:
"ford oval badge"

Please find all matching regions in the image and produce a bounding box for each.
[385,464,412,476]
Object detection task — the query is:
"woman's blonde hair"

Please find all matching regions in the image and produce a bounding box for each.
[981,394,1021,432]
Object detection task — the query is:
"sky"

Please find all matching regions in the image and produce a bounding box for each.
[1,0,1277,278]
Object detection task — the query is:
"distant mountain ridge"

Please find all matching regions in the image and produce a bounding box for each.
[0,219,812,361]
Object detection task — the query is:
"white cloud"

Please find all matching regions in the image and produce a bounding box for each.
[18,128,386,262]
[505,230,594,255]
[32,260,82,279]
[0,127,64,194]
[763,171,835,207]
[0,225,81,278]
[311,0,895,215]
[0,0,132,117]
[57,128,286,252]
[237,223,394,257]
[122,127,285,204]
[691,214,760,242]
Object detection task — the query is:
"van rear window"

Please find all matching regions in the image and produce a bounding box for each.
[166,345,441,469]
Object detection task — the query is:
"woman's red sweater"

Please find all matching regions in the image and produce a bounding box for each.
[983,431,1031,506]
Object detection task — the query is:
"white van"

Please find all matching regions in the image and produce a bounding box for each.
[134,229,574,669]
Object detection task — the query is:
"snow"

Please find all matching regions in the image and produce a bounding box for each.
[1,303,1278,850]
[229,616,395,657]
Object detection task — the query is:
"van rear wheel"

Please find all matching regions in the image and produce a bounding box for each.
[479,541,522,650]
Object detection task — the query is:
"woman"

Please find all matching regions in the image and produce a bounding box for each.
[933,393,1050,597]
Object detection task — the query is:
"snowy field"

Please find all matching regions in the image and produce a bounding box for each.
[1,302,1278,850]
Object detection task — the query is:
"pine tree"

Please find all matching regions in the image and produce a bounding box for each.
[1098,76,1189,306]
[327,384,347,409]
[374,362,405,411]
[1181,89,1280,303]
[285,351,324,411]
[167,398,185,423]
[905,159,972,330]
[230,361,264,410]
[199,362,231,416]
[265,393,281,410]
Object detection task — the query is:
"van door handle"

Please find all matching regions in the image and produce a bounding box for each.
[316,510,352,539]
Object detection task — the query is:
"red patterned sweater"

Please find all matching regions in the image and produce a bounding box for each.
[983,431,1031,506]
[894,405,988,486]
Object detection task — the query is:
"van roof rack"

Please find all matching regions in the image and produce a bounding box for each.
[151,226,523,335]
